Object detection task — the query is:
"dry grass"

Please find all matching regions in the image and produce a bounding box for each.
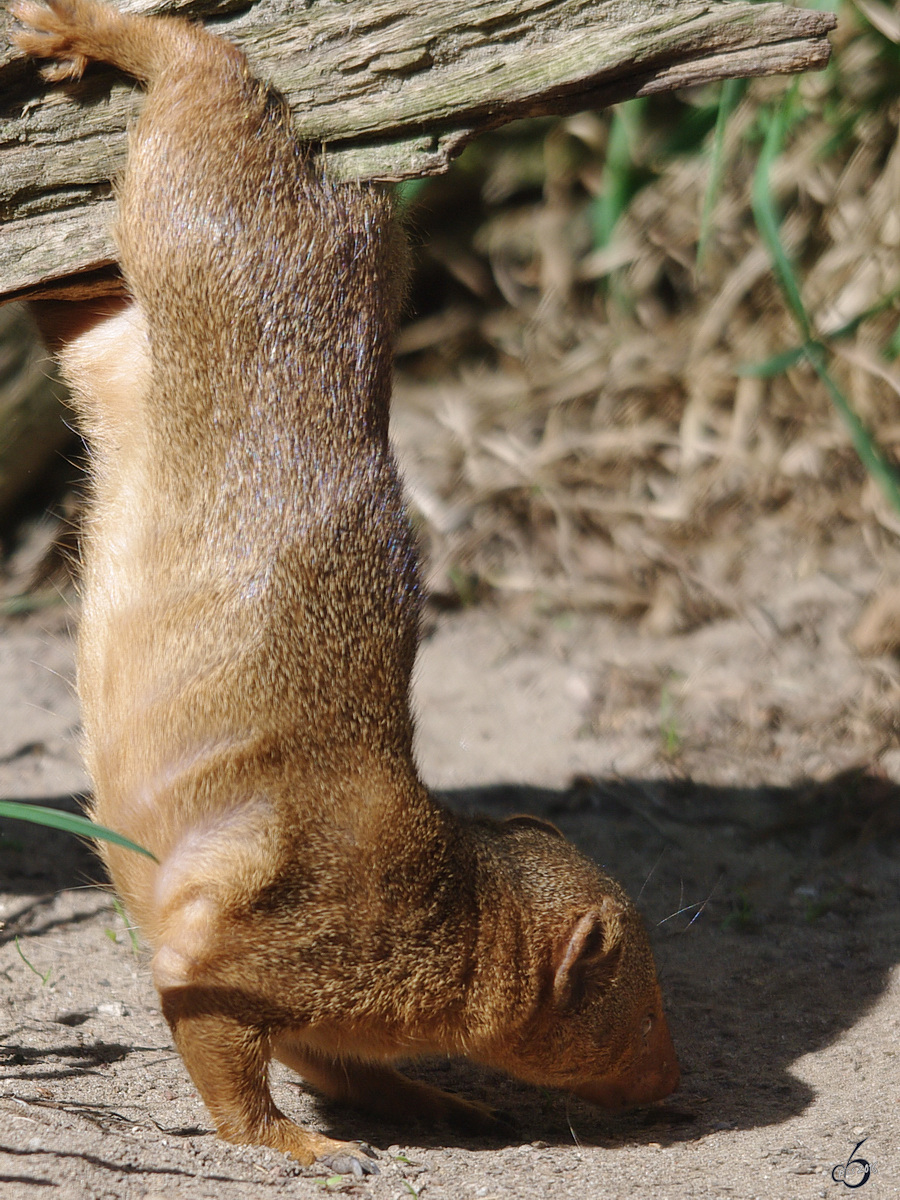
[392,1,900,632]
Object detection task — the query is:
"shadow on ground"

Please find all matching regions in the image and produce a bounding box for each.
[2,772,898,1153]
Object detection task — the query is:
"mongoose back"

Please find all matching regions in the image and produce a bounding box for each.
[10,0,679,1172]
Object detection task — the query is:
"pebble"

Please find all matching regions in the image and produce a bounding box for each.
[97,1000,127,1017]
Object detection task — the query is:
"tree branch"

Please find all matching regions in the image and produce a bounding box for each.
[0,0,835,300]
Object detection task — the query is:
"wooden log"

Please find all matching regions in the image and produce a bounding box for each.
[0,0,835,301]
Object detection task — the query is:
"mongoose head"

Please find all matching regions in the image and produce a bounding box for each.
[547,903,680,1108]
[484,816,679,1108]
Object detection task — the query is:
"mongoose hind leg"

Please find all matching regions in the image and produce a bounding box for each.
[160,994,379,1173]
[273,1040,516,1137]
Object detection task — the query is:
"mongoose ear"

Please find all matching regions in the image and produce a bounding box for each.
[552,905,624,1012]
[504,814,564,838]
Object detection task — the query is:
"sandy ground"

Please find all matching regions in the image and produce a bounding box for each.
[1,521,899,1199]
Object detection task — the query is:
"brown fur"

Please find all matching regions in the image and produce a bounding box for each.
[10,0,678,1172]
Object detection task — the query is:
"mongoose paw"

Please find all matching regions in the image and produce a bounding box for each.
[319,1143,380,1177]
[230,1119,381,1173]
[9,0,98,81]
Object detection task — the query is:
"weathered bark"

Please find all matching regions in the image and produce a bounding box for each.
[0,0,835,301]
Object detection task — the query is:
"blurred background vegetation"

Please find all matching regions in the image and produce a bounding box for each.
[2,0,899,638]
[389,0,900,632]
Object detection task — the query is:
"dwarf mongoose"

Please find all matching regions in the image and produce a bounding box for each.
[9,0,679,1173]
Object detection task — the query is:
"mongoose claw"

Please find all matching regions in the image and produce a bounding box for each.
[320,1145,381,1176]
[486,1108,521,1138]
[439,1093,520,1138]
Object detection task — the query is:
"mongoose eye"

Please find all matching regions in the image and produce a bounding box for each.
[641,1015,654,1039]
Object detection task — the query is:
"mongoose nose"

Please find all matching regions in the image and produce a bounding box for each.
[574,1012,680,1108]
[574,1055,679,1109]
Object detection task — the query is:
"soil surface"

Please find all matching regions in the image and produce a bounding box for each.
[1,527,899,1199]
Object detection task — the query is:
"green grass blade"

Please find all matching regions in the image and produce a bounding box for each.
[15,936,51,984]
[111,895,141,955]
[751,87,810,339]
[749,85,900,519]
[741,284,900,377]
[738,346,805,378]
[591,98,647,250]
[823,282,900,343]
[698,77,745,268]
[803,343,900,516]
[0,801,158,862]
